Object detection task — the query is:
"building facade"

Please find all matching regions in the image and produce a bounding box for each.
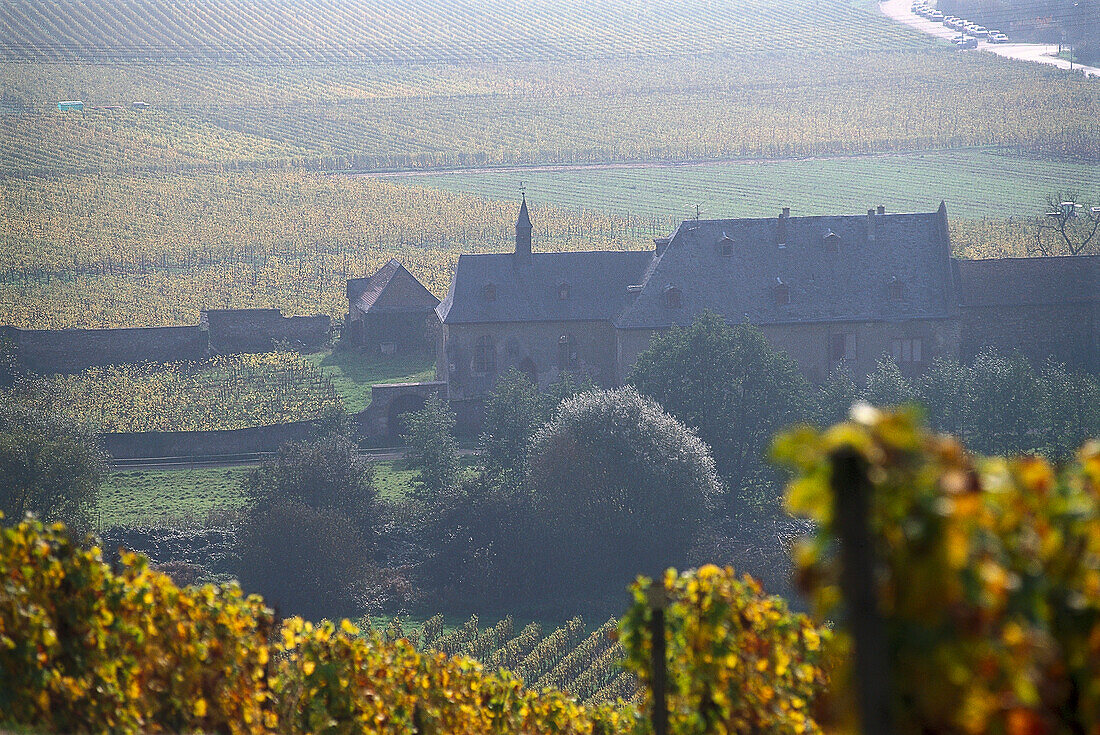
[429,199,1098,427]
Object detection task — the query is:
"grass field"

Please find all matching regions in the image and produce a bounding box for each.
[386,150,1100,222]
[305,350,437,413]
[100,457,475,527]
[99,466,250,528]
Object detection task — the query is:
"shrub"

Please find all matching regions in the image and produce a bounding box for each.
[621,565,830,735]
[0,516,274,733]
[774,406,1100,733]
[525,387,721,596]
[235,499,372,620]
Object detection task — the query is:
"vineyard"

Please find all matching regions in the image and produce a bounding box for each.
[366,614,638,707]
[16,352,341,432]
[0,171,655,329]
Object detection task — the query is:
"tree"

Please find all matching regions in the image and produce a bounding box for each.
[629,311,808,496]
[0,399,105,535]
[477,369,545,492]
[917,356,973,438]
[401,393,459,501]
[476,369,596,493]
[240,432,376,528]
[525,387,721,596]
[235,432,379,618]
[1032,193,1100,256]
[966,348,1042,455]
[862,356,917,407]
[814,363,861,426]
[1036,359,1100,459]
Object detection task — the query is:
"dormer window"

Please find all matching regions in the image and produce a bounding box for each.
[558,282,570,300]
[663,285,682,309]
[718,234,734,257]
[888,276,904,302]
[482,283,496,302]
[823,230,840,253]
[774,278,790,305]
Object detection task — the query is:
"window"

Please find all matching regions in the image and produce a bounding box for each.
[888,277,904,301]
[482,283,496,302]
[718,234,734,256]
[774,280,790,305]
[473,335,496,374]
[558,282,570,300]
[823,230,840,253]
[891,338,924,364]
[664,286,682,309]
[830,333,856,362]
[558,334,578,369]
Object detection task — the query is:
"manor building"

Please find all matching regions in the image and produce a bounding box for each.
[359,198,1097,427]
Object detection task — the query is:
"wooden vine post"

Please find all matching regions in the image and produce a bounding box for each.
[830,445,893,734]
[647,584,669,735]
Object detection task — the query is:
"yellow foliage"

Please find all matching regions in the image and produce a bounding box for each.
[774,408,1100,734]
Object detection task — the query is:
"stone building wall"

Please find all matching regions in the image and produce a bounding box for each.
[442,319,618,403]
[960,302,1098,372]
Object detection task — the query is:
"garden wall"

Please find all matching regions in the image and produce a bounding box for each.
[99,419,325,460]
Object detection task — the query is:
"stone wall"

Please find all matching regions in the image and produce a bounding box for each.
[345,311,439,355]
[203,309,331,354]
[99,418,324,459]
[2,309,332,375]
[1,324,205,375]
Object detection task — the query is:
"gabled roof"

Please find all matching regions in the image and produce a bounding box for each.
[437,250,654,324]
[955,255,1100,307]
[615,205,956,329]
[348,258,440,314]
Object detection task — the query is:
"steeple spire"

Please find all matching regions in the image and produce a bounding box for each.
[515,192,532,259]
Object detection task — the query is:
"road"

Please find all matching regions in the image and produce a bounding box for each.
[880,0,1100,78]
[110,447,480,471]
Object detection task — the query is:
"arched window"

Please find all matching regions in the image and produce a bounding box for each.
[482,283,496,302]
[558,282,570,300]
[664,285,682,309]
[888,276,904,301]
[558,334,578,369]
[473,335,495,374]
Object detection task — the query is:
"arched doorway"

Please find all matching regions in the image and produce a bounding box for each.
[518,356,538,386]
[388,393,426,443]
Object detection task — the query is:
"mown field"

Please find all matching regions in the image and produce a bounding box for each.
[99,456,452,527]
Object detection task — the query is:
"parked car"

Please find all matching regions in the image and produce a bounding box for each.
[988,31,1009,43]
[954,35,978,48]
[970,25,989,38]
[930,11,944,21]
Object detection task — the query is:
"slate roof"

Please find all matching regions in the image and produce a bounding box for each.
[955,255,1100,307]
[436,250,654,324]
[615,204,956,329]
[348,258,440,314]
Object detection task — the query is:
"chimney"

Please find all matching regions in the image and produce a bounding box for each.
[515,194,532,260]
[877,204,886,215]
[777,207,789,247]
[654,236,670,256]
[867,208,876,242]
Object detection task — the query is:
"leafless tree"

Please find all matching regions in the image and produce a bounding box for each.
[1032,193,1100,256]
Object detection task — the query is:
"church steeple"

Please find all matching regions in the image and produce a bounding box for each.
[515,193,532,260]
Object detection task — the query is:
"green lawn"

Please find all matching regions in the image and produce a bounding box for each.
[388,149,1100,221]
[99,456,475,526]
[306,350,437,413]
[99,466,250,528]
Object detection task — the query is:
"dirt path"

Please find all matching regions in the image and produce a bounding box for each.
[879,0,1100,78]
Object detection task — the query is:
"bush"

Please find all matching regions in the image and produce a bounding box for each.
[0,514,637,734]
[775,407,1100,733]
[0,516,273,733]
[525,387,721,597]
[621,565,830,735]
[235,499,373,620]
[0,398,105,535]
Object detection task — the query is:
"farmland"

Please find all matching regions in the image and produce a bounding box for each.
[22,352,342,433]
